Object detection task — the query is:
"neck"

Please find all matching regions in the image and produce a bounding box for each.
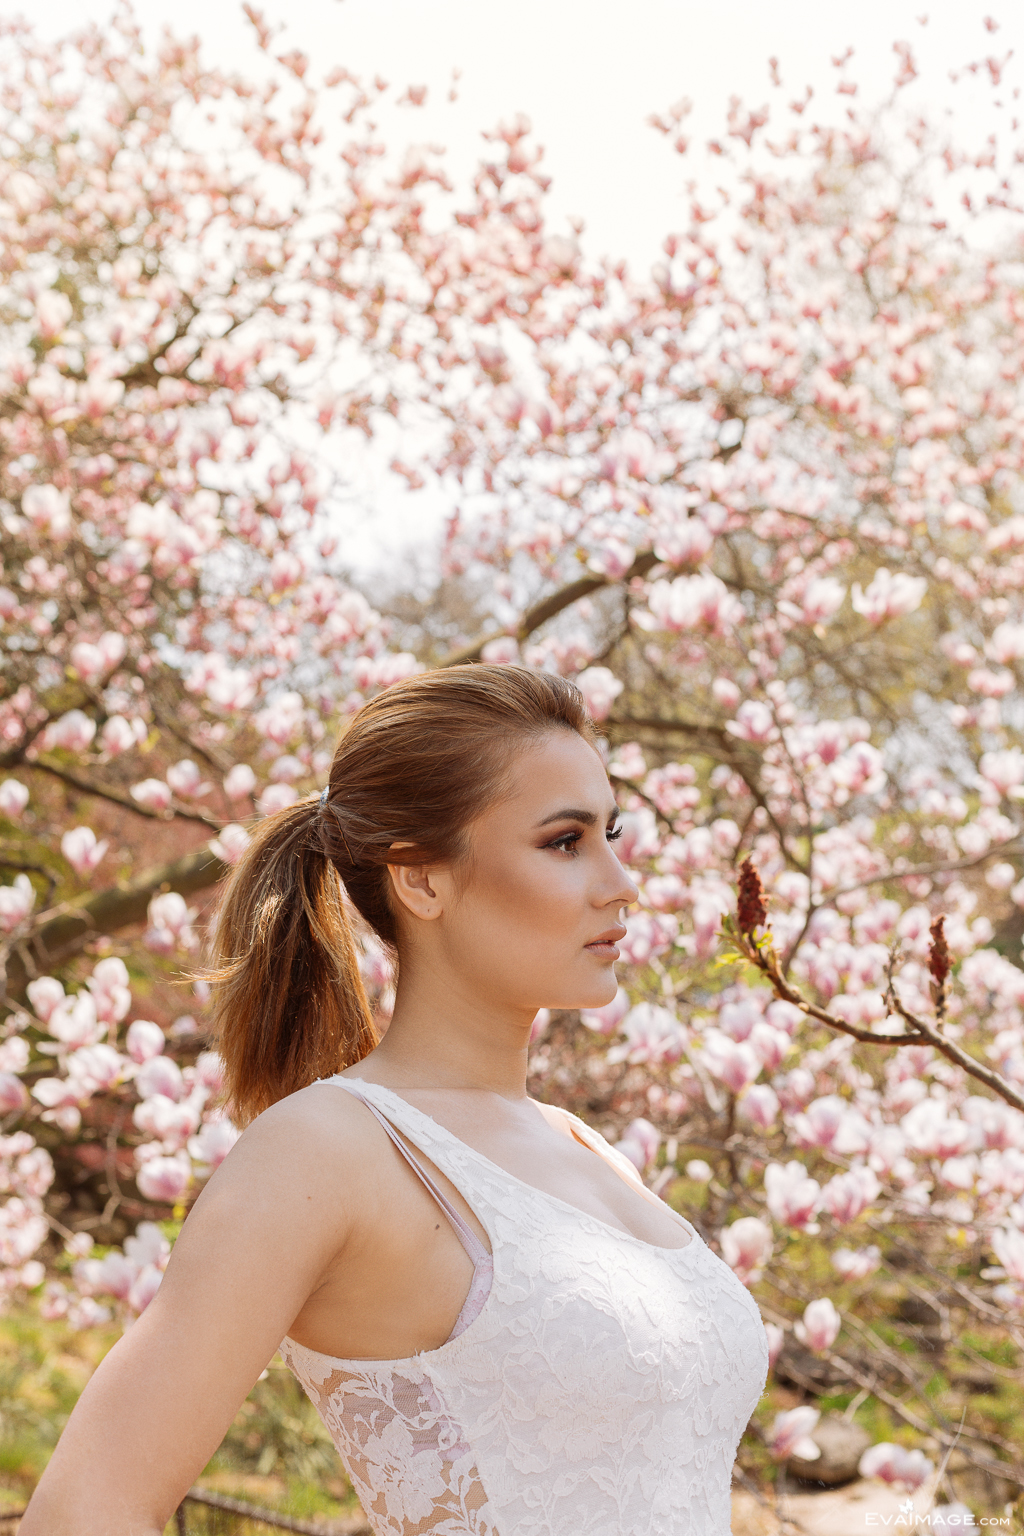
[360,953,535,1099]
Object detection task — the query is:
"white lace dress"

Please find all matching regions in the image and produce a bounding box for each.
[280,1079,769,1536]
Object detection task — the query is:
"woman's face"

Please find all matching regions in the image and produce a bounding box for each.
[424,728,639,1016]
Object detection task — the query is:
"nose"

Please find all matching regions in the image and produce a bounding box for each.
[605,846,639,910]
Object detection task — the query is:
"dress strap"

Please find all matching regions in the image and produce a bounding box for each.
[324,1077,490,1267]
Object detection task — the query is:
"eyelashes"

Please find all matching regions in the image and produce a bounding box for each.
[546,825,623,857]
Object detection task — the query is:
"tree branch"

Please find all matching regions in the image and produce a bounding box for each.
[29,758,222,830]
[5,847,227,990]
[727,924,1024,1114]
[439,550,662,667]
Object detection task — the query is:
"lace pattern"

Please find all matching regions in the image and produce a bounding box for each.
[282,1081,769,1536]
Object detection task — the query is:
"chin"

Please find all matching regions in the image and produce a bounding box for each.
[543,969,620,1013]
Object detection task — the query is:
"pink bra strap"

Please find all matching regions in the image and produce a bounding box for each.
[327,1079,490,1268]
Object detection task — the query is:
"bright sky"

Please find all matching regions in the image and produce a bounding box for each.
[20,1,1024,574]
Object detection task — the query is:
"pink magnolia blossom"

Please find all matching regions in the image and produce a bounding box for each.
[764,1161,822,1230]
[46,993,101,1050]
[725,701,776,743]
[208,823,251,865]
[22,482,71,535]
[579,988,631,1036]
[608,1002,687,1065]
[819,1165,881,1224]
[738,1084,780,1128]
[979,748,1024,794]
[574,666,624,722]
[75,1250,135,1301]
[99,715,146,757]
[87,958,132,1025]
[66,1045,125,1095]
[135,1055,185,1102]
[794,1296,841,1352]
[127,1263,164,1315]
[0,1074,28,1113]
[0,874,34,933]
[987,621,1024,664]
[70,632,126,684]
[766,1406,821,1461]
[764,1322,785,1370]
[258,783,299,815]
[125,1223,171,1271]
[0,780,29,819]
[126,1020,165,1065]
[60,826,109,876]
[44,709,97,753]
[270,755,306,784]
[653,517,713,568]
[991,1225,1024,1282]
[791,1094,850,1150]
[858,1442,933,1491]
[615,1117,660,1170]
[851,568,927,622]
[831,1245,882,1280]
[700,1030,761,1093]
[130,778,172,812]
[748,1023,790,1073]
[135,1152,191,1204]
[26,976,65,1022]
[0,1039,29,1075]
[195,1052,227,1093]
[529,1009,551,1043]
[166,760,211,799]
[223,763,257,800]
[144,892,197,954]
[188,1117,241,1171]
[133,1095,201,1150]
[800,576,846,625]
[719,1216,773,1283]
[646,572,743,634]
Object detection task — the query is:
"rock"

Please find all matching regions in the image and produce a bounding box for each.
[786,1412,873,1487]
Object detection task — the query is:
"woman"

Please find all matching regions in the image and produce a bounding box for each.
[23,665,768,1536]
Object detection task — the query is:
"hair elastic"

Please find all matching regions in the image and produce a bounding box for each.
[318,785,330,809]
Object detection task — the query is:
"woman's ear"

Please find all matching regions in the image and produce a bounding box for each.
[386,851,444,922]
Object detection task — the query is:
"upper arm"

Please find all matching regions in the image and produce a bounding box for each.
[21,1086,363,1536]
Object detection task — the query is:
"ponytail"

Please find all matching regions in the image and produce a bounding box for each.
[208,797,377,1125]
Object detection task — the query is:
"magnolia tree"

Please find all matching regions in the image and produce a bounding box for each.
[2,4,1024,1505]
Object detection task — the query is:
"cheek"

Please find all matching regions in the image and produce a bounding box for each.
[468,853,583,935]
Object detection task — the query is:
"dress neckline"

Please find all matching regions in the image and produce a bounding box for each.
[331,1076,700,1259]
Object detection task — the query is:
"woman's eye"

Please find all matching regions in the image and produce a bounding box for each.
[549,832,582,854]
[607,824,623,843]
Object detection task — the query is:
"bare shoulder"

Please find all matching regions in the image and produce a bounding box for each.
[184,1078,382,1232]
[227,1077,377,1163]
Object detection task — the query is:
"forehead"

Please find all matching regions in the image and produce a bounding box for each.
[495,729,616,818]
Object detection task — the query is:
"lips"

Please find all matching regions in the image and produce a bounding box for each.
[585,925,628,949]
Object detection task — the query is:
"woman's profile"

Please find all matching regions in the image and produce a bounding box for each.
[22,664,768,1536]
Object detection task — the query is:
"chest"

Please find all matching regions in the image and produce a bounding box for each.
[479,1199,766,1395]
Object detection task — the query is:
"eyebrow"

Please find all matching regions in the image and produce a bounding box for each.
[535,806,620,828]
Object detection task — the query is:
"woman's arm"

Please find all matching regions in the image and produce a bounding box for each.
[20,1089,360,1536]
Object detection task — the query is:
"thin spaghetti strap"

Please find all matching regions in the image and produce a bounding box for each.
[324,1078,490,1265]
